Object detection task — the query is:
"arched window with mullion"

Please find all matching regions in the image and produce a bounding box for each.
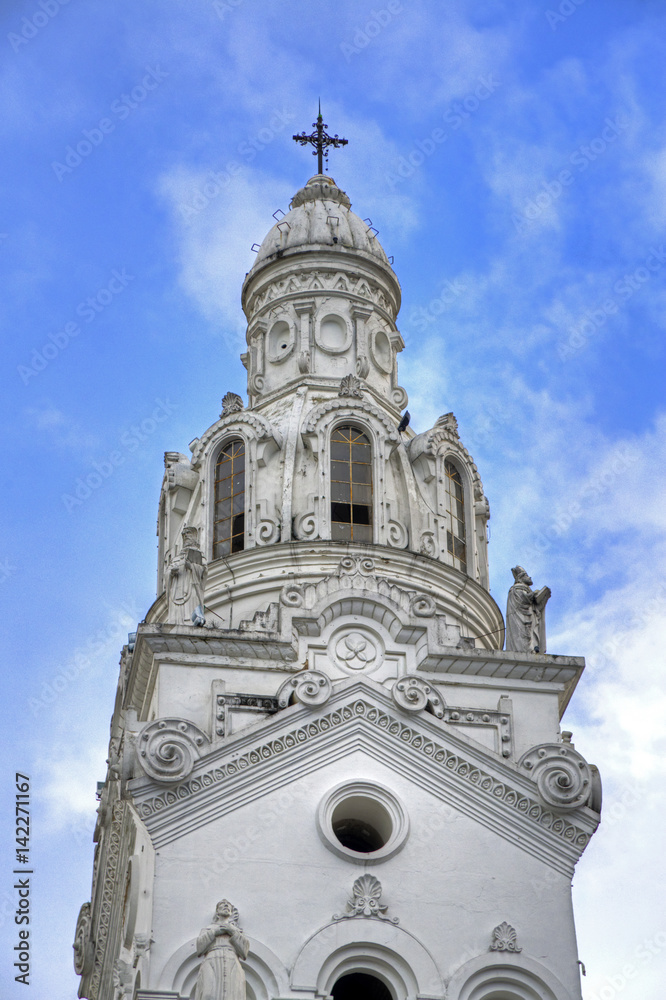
[330,425,373,542]
[444,458,466,571]
[213,439,245,558]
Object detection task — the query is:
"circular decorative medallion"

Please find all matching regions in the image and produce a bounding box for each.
[328,626,384,674]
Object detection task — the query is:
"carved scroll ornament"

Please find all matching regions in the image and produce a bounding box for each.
[518,742,593,811]
[137,718,211,783]
[277,670,332,709]
[392,674,445,719]
[73,901,94,976]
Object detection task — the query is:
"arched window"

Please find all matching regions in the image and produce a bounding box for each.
[444,459,466,571]
[213,439,245,558]
[330,425,373,543]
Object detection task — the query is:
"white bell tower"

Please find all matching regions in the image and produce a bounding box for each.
[73,117,601,1000]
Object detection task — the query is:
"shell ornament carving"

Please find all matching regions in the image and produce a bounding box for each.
[220,391,244,416]
[490,921,521,953]
[277,670,332,709]
[73,901,94,975]
[137,718,210,783]
[334,874,399,923]
[518,742,592,811]
[392,675,445,719]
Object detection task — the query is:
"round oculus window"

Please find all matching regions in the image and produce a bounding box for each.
[317,781,409,863]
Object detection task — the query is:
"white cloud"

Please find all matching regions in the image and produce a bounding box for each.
[24,406,99,454]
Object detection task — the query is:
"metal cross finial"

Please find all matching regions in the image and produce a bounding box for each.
[292,102,348,175]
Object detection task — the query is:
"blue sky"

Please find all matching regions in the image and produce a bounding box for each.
[1,1,665,997]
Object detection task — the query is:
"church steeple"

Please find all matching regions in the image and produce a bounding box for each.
[74,160,601,1000]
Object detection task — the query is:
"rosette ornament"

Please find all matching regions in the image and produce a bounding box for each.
[277,670,332,709]
[518,742,593,812]
[137,718,210,783]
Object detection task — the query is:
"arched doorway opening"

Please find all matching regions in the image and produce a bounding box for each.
[332,971,394,1000]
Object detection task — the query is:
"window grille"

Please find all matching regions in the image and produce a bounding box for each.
[444,459,466,571]
[214,439,245,558]
[330,425,373,543]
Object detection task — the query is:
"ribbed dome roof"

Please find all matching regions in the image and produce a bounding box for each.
[248,175,391,272]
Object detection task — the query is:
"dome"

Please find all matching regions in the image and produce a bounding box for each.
[247,175,391,274]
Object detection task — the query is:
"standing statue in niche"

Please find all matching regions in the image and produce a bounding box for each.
[167,525,207,625]
[505,566,551,653]
[191,900,249,1000]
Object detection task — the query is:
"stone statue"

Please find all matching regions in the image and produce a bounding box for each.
[505,566,551,653]
[191,900,249,1000]
[167,525,207,625]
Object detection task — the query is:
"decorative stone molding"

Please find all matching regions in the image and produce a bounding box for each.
[409,593,437,617]
[392,385,409,410]
[442,700,514,759]
[113,959,134,998]
[89,801,129,1000]
[518,742,593,812]
[132,933,152,967]
[214,690,280,738]
[245,268,400,325]
[277,670,332,709]
[392,675,445,719]
[136,719,211,783]
[292,504,320,541]
[333,875,399,923]
[134,694,595,871]
[387,516,409,548]
[356,355,370,378]
[297,350,311,373]
[330,627,383,673]
[489,921,522,953]
[190,409,281,471]
[220,391,244,416]
[278,557,442,626]
[302,398,400,447]
[338,373,364,397]
[408,410,485,499]
[73,901,94,975]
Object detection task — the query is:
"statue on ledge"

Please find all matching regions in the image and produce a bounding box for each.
[192,900,249,1000]
[167,524,207,625]
[505,565,551,653]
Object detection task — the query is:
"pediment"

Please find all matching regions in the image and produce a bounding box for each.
[129,678,597,874]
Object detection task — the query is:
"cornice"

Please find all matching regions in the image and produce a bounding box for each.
[128,679,598,874]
